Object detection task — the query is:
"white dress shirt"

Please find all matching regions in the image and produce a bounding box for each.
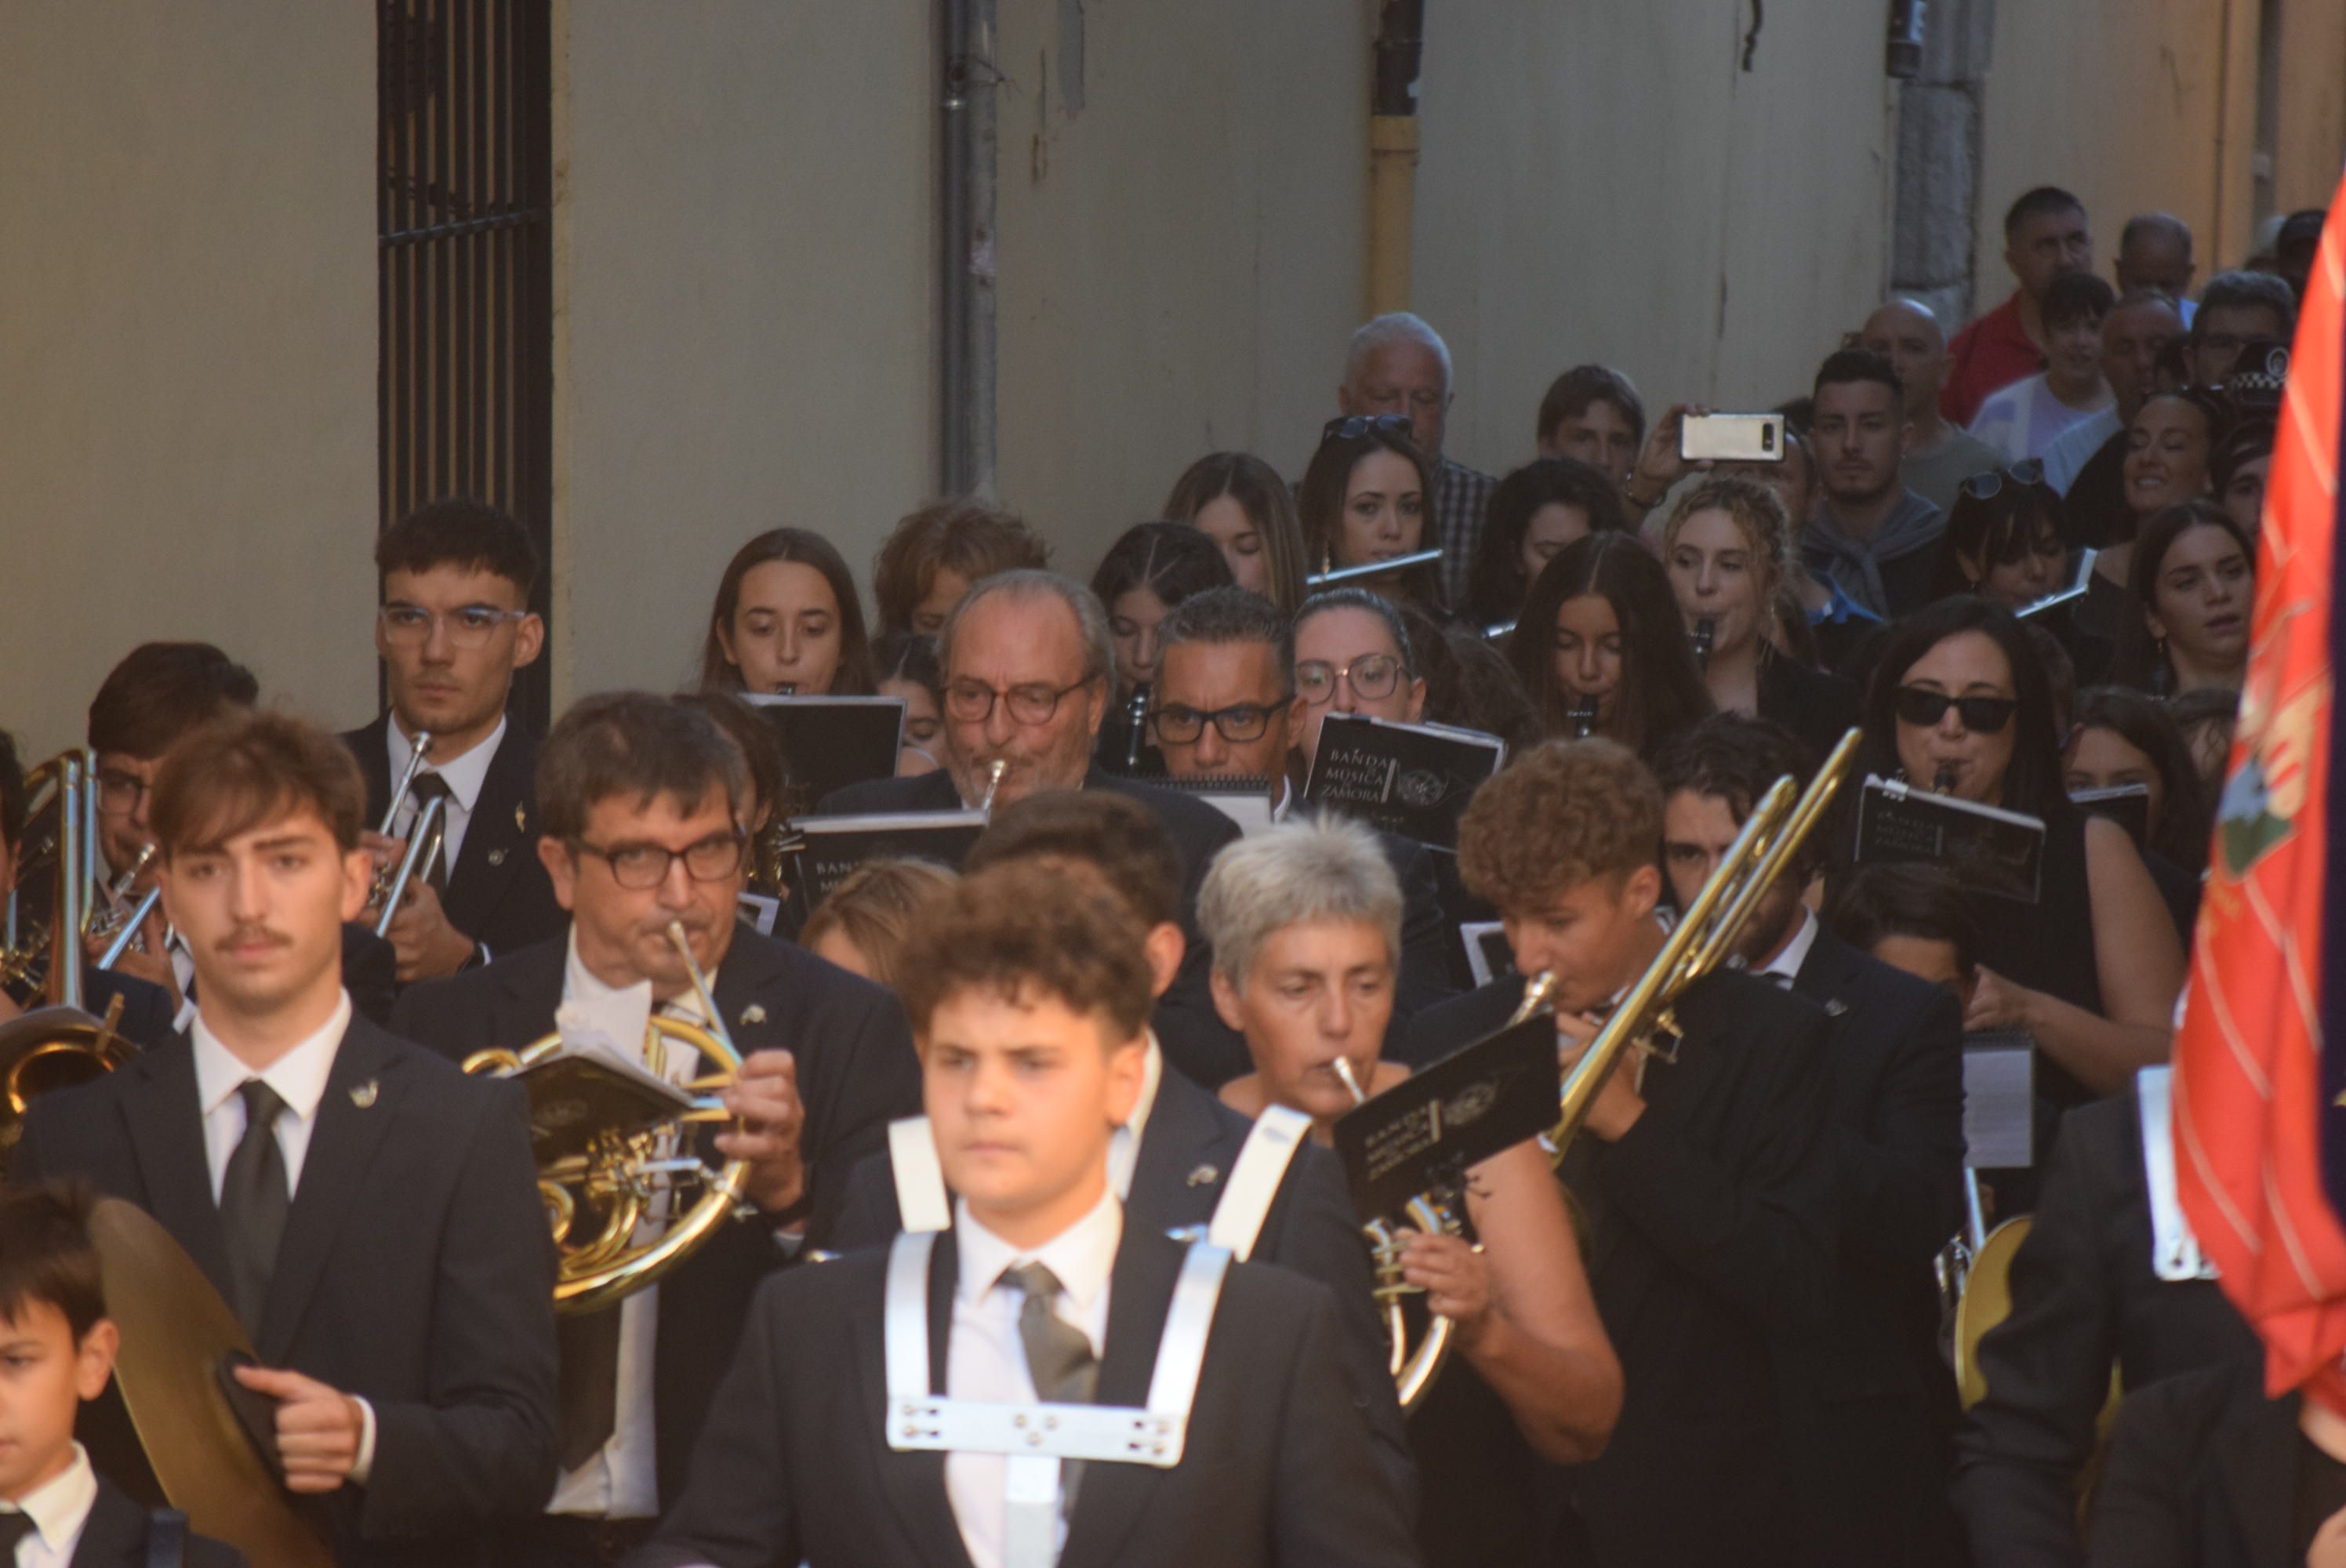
[1,1442,96,1567]
[946,1188,1122,1568]
[189,990,377,1481]
[547,930,713,1520]
[385,714,504,880]
[1755,907,1821,988]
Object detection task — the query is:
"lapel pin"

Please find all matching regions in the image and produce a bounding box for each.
[514,803,528,833]
[739,1003,768,1026]
[349,1080,380,1109]
[486,848,507,866]
[1824,998,1850,1018]
[1185,1163,1218,1188]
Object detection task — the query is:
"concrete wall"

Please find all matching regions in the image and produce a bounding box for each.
[1414,3,1898,482]
[548,0,936,709]
[0,2,377,758]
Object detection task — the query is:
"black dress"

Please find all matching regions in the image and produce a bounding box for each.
[1973,808,2104,1112]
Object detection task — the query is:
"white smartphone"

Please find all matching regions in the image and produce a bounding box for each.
[1680,412,1787,463]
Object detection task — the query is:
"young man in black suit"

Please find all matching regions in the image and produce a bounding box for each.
[1393,738,1837,1568]
[390,692,921,1563]
[827,789,1414,1510]
[13,710,560,1565]
[1654,715,1966,1567]
[809,572,1244,1080]
[0,1181,244,1567]
[341,499,565,984]
[632,861,1418,1568]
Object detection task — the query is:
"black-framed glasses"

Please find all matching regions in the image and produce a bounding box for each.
[569,830,745,890]
[1959,457,2048,502]
[1894,687,2017,734]
[942,678,1092,725]
[1149,701,1281,745]
[379,604,531,648]
[1320,413,1415,444]
[95,769,154,812]
[1295,654,1404,705]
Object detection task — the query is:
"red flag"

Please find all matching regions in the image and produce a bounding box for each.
[2172,173,2346,1409]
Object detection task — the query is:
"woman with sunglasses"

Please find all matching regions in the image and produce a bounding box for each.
[1298,415,1447,615]
[1928,461,2072,610]
[1508,532,1712,756]
[1291,588,1429,774]
[2110,499,2253,698]
[1660,475,1858,762]
[1855,597,2184,1112]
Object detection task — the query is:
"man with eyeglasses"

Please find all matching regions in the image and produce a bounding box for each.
[393,691,919,1565]
[1335,311,1494,607]
[1150,586,1454,1018]
[338,499,565,984]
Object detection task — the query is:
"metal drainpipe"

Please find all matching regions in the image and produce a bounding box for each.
[940,0,999,499]
[1367,0,1424,317]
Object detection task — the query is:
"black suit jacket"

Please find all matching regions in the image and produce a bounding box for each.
[340,714,567,963]
[1397,969,1839,1568]
[13,1016,560,1565]
[390,926,921,1506]
[628,1222,1422,1568]
[829,1060,1415,1512]
[82,969,176,1054]
[2083,1361,2300,1568]
[1952,1087,2261,1568]
[1775,924,1967,1567]
[70,1475,245,1568]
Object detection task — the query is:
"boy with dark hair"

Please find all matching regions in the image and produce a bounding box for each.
[1970,270,2118,463]
[0,1181,244,1566]
[14,710,561,1565]
[1803,348,1948,621]
[1534,364,1647,488]
[634,862,1418,1567]
[1395,736,1836,1568]
[1944,186,2094,423]
[340,497,563,984]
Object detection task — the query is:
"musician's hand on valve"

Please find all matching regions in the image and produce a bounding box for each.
[234,1364,366,1493]
[1396,1230,1492,1339]
[1555,1013,1647,1142]
[380,880,474,983]
[720,1048,807,1214]
[93,906,179,1007]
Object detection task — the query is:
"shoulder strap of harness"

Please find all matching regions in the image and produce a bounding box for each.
[889,1116,953,1234]
[1205,1105,1309,1261]
[2137,1065,2217,1282]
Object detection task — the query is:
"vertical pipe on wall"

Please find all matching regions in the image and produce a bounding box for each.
[940,0,999,499]
[1367,0,1424,318]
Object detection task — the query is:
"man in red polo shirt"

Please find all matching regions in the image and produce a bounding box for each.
[1942,186,2094,426]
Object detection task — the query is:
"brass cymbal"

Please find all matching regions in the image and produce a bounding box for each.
[87,1198,334,1568]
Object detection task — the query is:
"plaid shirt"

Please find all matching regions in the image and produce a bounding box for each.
[1432,455,1496,607]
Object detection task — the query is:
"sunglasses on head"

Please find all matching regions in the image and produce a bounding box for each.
[1320,413,1415,443]
[1959,457,2048,502]
[1894,686,2017,733]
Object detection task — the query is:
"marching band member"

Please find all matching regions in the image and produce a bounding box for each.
[14,711,561,1563]
[1395,737,1837,1568]
[1200,815,1621,1568]
[390,692,919,1563]
[630,861,1419,1567]
[830,790,1416,1508]
[340,499,565,983]
[696,528,876,697]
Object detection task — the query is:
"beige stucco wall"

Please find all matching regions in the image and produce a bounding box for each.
[0,2,378,759]
[548,0,937,710]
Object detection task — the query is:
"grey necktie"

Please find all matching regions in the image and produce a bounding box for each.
[220,1080,290,1334]
[1005,1261,1098,1516]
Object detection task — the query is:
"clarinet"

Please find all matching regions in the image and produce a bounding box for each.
[1933,764,1958,793]
[1566,697,1600,739]
[1123,684,1150,771]
[1690,617,1717,670]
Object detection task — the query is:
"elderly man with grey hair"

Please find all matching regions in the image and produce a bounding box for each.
[1335,310,1494,607]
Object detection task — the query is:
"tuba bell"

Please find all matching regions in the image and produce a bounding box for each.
[463,920,750,1314]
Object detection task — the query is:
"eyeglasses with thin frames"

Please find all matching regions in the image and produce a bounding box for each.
[379,604,532,649]
[1295,654,1405,706]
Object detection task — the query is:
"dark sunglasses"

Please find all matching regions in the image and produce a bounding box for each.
[1959,457,2048,501]
[1320,413,1415,443]
[1894,686,2017,733]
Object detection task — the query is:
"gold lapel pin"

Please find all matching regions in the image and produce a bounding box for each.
[1185,1163,1219,1188]
[350,1080,380,1109]
[514,802,528,833]
[739,1003,768,1026]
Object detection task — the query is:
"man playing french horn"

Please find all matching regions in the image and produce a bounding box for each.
[1396,738,1839,1568]
[390,692,920,1566]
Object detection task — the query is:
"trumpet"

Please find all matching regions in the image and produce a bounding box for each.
[365,730,434,918]
[978,757,1008,812]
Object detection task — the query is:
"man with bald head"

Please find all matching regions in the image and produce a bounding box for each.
[1335,310,1494,606]
[1860,298,2006,509]
[2115,212,2197,325]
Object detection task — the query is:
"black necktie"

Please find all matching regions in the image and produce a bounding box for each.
[408,772,453,894]
[1006,1262,1097,1516]
[220,1080,290,1334]
[0,1511,33,1557]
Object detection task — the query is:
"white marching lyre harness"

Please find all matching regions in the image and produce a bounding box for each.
[888,1105,1311,1262]
[2137,1066,2219,1283]
[883,1229,1233,1568]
